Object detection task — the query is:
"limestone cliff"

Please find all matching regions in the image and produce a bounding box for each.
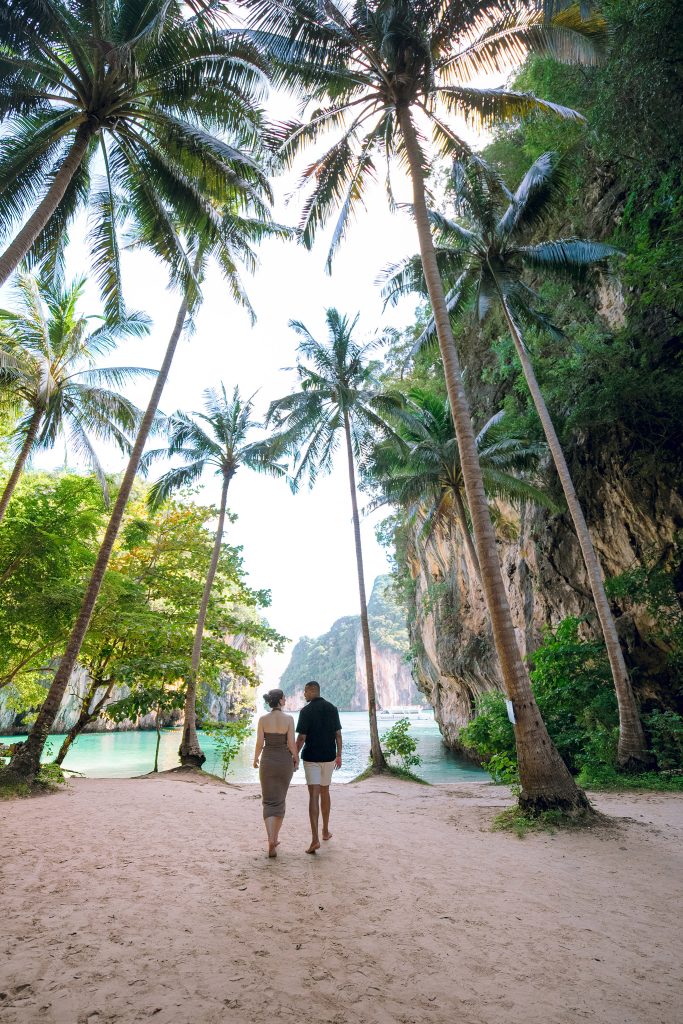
[279,575,424,710]
[406,438,683,750]
[0,635,258,735]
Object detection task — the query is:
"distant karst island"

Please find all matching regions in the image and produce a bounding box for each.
[279,576,426,711]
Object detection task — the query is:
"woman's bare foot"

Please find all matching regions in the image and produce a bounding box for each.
[268,842,278,858]
[306,839,321,854]
[322,831,333,841]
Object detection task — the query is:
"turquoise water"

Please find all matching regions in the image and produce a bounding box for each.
[0,711,488,783]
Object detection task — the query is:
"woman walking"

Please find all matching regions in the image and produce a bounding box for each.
[253,690,299,857]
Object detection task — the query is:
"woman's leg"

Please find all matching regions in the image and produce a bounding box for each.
[265,816,278,856]
[272,815,284,846]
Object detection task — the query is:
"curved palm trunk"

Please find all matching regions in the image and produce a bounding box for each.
[0,406,43,525]
[54,680,115,766]
[398,107,587,812]
[0,127,93,288]
[451,486,482,584]
[343,410,386,771]
[179,471,232,768]
[497,293,650,769]
[8,289,191,781]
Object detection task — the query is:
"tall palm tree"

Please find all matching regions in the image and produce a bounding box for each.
[268,309,399,770]
[240,0,602,810]
[0,0,270,309]
[0,273,151,523]
[7,93,284,783]
[387,151,648,768]
[366,386,556,582]
[143,384,286,768]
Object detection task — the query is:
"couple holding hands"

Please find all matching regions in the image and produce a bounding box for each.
[253,680,342,858]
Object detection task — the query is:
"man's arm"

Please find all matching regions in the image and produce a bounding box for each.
[296,733,305,754]
[335,729,342,769]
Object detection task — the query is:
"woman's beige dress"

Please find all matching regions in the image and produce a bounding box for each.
[259,733,294,819]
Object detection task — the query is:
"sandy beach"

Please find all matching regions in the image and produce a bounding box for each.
[1,774,681,1024]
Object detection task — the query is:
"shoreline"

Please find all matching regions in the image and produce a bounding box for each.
[2,775,681,1024]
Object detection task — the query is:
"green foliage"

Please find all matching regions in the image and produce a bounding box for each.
[202,719,254,779]
[0,1,274,307]
[380,718,421,771]
[478,0,683,458]
[642,711,683,773]
[606,552,683,690]
[461,616,683,786]
[0,473,285,734]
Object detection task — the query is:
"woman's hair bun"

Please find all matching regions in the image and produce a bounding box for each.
[264,688,284,710]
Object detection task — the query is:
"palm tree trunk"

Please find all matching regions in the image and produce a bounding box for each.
[342,410,386,771]
[451,486,482,583]
[178,472,232,768]
[497,292,650,769]
[0,126,93,288]
[153,706,162,773]
[54,680,114,766]
[398,106,587,812]
[8,287,192,781]
[0,406,43,525]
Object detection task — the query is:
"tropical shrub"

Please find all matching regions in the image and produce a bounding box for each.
[380,718,421,772]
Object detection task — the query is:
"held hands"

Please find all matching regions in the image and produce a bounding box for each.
[293,755,300,771]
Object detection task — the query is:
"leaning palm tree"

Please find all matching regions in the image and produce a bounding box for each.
[386,151,648,769]
[7,99,285,783]
[0,0,271,309]
[268,309,399,770]
[240,0,602,810]
[366,386,556,582]
[0,273,151,524]
[143,384,286,768]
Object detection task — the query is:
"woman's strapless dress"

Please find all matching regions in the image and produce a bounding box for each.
[259,733,294,819]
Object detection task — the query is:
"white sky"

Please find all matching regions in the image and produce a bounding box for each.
[1,80,501,686]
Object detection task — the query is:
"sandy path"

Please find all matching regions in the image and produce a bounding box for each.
[1,775,681,1024]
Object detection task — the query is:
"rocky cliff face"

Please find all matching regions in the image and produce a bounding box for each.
[0,636,258,735]
[407,436,683,750]
[280,575,424,710]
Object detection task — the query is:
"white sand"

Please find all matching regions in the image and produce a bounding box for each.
[1,774,681,1024]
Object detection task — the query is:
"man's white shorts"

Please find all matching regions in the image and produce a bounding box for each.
[303,760,336,786]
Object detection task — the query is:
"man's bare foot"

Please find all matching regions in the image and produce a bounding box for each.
[322,831,333,841]
[306,840,321,854]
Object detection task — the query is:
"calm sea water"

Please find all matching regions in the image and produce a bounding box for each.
[1,711,488,783]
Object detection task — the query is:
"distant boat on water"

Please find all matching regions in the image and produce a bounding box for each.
[378,705,433,721]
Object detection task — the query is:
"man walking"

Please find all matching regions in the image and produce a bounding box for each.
[296,680,342,854]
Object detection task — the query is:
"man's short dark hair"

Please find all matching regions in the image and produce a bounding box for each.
[305,680,320,693]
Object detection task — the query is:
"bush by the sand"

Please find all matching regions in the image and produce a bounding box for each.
[380,717,422,772]
[460,617,683,786]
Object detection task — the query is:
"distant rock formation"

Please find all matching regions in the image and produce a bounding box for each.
[0,635,256,736]
[279,576,424,710]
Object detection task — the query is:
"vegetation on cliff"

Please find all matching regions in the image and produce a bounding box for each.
[279,576,410,709]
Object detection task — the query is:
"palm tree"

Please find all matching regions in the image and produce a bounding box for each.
[0,273,151,524]
[0,0,271,309]
[387,151,648,769]
[366,386,556,583]
[7,90,284,783]
[143,384,286,768]
[240,0,602,810]
[268,309,400,770]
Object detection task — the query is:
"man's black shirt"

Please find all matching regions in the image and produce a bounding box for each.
[296,697,342,762]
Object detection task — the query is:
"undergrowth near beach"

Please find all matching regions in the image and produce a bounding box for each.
[492,805,603,839]
[351,764,430,785]
[0,762,67,800]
